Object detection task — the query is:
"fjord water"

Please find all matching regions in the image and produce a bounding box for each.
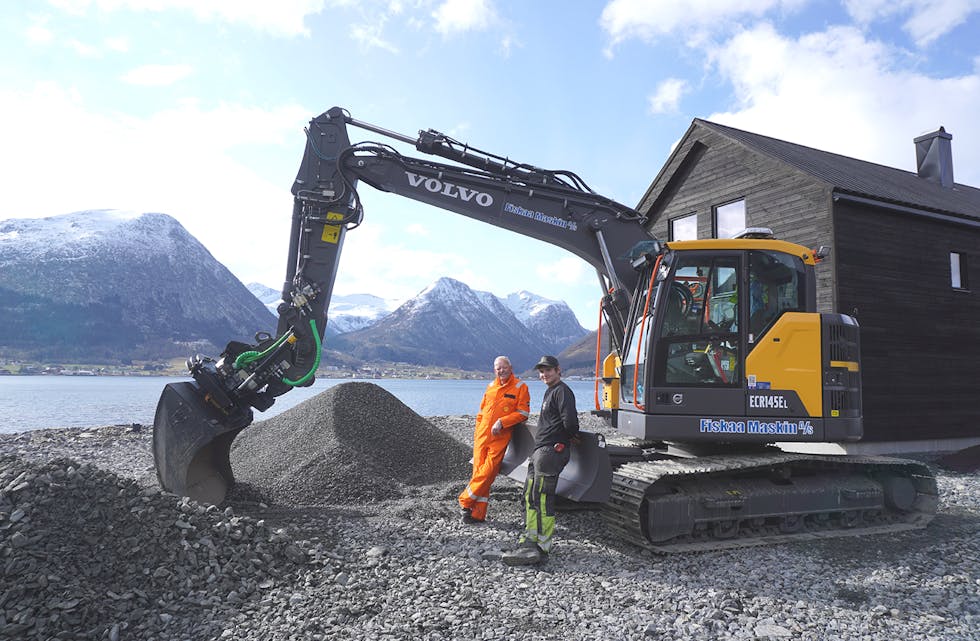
[0,376,601,433]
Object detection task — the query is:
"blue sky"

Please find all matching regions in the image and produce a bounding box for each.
[1,1,978,329]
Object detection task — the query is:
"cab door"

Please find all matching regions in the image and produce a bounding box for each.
[648,251,745,416]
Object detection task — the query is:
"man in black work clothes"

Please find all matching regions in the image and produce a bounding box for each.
[502,355,579,566]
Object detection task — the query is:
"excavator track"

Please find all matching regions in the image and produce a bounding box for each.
[602,453,938,553]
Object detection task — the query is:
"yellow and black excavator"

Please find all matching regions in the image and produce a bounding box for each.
[153,107,937,552]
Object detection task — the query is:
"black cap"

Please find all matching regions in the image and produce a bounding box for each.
[534,355,560,370]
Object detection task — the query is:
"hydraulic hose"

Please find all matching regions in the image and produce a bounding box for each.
[282,318,320,386]
[233,319,320,386]
[234,331,293,370]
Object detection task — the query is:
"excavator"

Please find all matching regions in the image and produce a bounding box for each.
[153,107,937,552]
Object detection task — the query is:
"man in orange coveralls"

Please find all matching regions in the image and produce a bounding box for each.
[458,355,530,524]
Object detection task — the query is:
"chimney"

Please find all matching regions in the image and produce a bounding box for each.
[914,126,954,188]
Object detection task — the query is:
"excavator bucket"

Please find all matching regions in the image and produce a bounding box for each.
[153,381,252,505]
[501,423,614,503]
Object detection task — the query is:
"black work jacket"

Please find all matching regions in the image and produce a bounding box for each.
[534,381,579,448]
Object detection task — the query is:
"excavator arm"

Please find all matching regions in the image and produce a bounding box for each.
[293,107,651,342]
[153,106,656,503]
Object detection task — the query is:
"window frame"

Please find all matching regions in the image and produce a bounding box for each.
[669,212,698,241]
[713,199,746,238]
[653,252,742,388]
[951,251,969,291]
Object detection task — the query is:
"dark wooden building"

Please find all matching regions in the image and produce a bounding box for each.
[637,120,980,453]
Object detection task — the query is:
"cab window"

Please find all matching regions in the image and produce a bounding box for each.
[656,255,740,387]
[748,250,806,343]
[620,273,659,406]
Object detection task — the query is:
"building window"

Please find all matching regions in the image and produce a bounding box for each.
[951,252,968,290]
[669,213,697,241]
[714,199,745,238]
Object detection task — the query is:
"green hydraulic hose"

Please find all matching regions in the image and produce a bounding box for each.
[282,318,320,386]
[234,330,292,370]
[233,319,320,386]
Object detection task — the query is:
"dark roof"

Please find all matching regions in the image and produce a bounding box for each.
[697,119,980,222]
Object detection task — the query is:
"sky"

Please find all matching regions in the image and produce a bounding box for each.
[1,1,979,330]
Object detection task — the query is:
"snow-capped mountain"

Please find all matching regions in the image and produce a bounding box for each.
[246,283,398,336]
[0,210,276,361]
[0,210,587,369]
[327,293,400,333]
[335,277,585,372]
[501,290,588,354]
[247,282,282,314]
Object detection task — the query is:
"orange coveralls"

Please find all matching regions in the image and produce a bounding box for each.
[458,375,530,521]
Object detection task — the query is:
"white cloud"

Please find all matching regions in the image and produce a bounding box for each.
[432,0,496,35]
[648,77,689,114]
[47,0,88,14]
[405,223,429,236]
[26,23,54,44]
[843,0,980,47]
[499,33,518,58]
[26,19,129,55]
[0,83,310,288]
[599,0,805,52]
[332,219,474,299]
[351,20,399,52]
[68,38,99,57]
[104,36,129,52]
[121,63,193,86]
[47,0,325,37]
[840,0,899,24]
[704,23,980,184]
[535,256,589,286]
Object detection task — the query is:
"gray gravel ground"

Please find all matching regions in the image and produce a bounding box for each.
[1,382,978,640]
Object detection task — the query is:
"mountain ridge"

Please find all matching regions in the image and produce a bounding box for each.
[0,211,588,371]
[0,210,276,361]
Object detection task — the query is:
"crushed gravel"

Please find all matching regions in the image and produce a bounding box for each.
[1,382,979,641]
[230,382,472,505]
[0,455,315,641]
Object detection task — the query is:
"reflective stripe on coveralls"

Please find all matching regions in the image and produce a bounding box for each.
[458,377,530,520]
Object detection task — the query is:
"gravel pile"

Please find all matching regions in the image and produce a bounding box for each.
[1,405,979,640]
[230,382,472,505]
[0,454,316,641]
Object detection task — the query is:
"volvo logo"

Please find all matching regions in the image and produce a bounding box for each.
[405,171,494,207]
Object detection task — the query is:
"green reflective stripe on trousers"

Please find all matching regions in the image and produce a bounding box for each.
[521,475,556,550]
[522,475,539,544]
[535,476,556,552]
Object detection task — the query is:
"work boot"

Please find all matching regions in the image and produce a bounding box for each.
[501,542,543,566]
[460,508,484,525]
